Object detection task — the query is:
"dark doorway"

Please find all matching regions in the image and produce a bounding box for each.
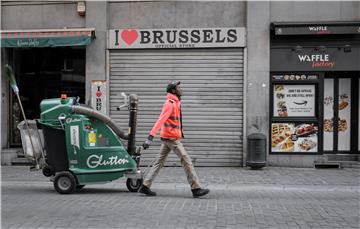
[10,47,85,146]
[323,72,359,154]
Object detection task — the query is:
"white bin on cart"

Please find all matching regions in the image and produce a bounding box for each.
[17,120,45,162]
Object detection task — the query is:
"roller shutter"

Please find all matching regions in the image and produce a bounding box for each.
[109,49,244,166]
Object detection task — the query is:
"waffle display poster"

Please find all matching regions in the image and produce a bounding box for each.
[272,123,318,152]
[274,84,315,117]
[338,78,351,151]
[323,79,334,150]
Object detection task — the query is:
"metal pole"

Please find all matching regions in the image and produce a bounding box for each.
[16,93,39,166]
[5,64,40,167]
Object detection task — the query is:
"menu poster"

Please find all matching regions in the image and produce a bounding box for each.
[272,74,318,81]
[274,84,315,117]
[271,123,318,152]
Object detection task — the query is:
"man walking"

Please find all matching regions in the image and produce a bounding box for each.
[138,81,210,198]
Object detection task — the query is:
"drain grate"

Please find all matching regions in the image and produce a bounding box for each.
[314,163,341,169]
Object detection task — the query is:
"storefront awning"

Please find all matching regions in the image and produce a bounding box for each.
[0,28,95,48]
[271,21,360,36]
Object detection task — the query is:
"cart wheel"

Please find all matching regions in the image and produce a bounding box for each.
[76,185,85,189]
[126,178,143,192]
[53,171,76,194]
[42,165,54,177]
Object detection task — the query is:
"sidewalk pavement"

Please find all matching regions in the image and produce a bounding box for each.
[1,166,359,229]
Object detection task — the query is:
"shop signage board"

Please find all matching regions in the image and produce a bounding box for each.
[91,80,107,115]
[271,47,360,71]
[274,25,360,35]
[108,27,246,49]
[273,84,315,117]
[0,29,95,48]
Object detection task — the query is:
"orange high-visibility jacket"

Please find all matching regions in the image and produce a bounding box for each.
[150,93,183,139]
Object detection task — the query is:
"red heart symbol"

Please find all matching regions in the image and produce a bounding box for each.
[121,29,138,45]
[96,90,102,97]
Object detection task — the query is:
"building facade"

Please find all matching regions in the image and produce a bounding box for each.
[1,1,359,167]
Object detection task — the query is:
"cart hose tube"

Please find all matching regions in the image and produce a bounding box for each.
[71,105,128,140]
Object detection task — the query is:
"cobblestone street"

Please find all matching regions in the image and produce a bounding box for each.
[1,166,359,229]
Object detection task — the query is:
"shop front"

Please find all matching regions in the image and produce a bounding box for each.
[1,28,95,146]
[270,22,360,160]
[107,27,246,166]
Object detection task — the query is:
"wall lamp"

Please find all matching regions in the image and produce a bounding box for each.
[291,45,303,53]
[77,1,86,17]
[315,46,326,52]
[343,44,351,53]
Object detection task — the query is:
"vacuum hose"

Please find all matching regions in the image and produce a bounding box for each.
[71,105,128,140]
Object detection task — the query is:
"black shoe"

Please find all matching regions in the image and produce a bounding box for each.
[192,188,210,198]
[138,185,157,196]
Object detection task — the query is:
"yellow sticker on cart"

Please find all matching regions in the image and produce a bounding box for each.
[88,131,96,146]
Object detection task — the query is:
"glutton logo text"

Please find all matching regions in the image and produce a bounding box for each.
[87,154,129,169]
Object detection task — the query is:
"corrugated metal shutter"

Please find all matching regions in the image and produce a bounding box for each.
[109,49,244,166]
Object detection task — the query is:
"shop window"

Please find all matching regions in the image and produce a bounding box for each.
[270,73,321,154]
[10,47,85,146]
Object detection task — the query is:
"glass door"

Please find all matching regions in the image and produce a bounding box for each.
[323,78,334,151]
[323,75,359,153]
[338,78,351,151]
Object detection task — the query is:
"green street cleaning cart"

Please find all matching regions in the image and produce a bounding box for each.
[18,94,143,194]
[6,64,143,194]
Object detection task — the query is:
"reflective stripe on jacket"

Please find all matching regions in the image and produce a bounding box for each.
[150,93,183,139]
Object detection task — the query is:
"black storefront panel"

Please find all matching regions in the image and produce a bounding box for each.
[270,22,360,155]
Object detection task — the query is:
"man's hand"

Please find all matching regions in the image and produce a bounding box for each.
[143,135,154,149]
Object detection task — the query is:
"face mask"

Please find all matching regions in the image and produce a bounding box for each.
[176,87,182,97]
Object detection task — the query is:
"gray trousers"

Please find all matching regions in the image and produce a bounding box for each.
[143,139,201,190]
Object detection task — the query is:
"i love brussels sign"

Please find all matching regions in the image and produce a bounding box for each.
[108,27,245,49]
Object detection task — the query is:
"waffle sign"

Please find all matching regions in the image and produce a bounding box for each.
[108,27,246,49]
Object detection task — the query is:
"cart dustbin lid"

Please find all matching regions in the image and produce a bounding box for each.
[247,133,267,140]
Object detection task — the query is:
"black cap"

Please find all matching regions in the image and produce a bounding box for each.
[166,81,180,93]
